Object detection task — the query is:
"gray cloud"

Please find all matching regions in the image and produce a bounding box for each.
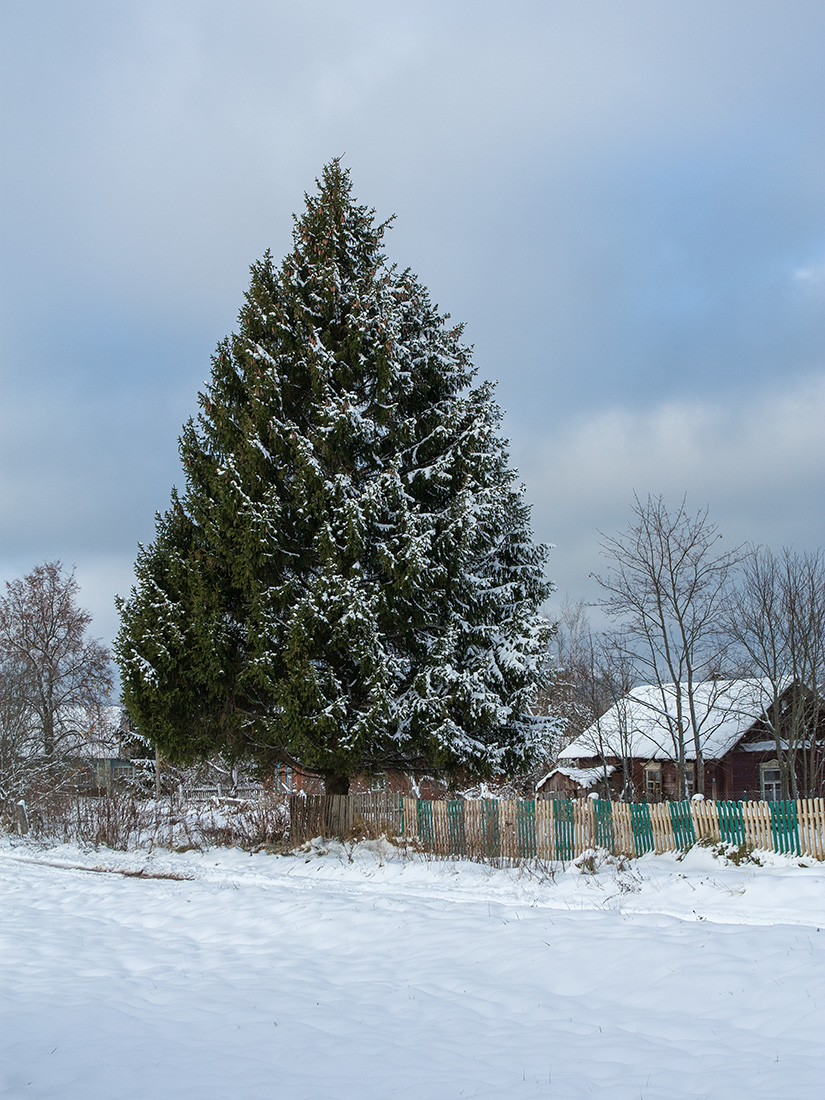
[518,371,825,610]
[1,0,823,650]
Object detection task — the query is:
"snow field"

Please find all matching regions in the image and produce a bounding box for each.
[1,840,823,1100]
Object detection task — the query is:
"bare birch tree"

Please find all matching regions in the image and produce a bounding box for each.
[594,495,743,796]
[0,656,32,812]
[591,635,640,799]
[536,603,638,798]
[726,546,825,797]
[0,562,113,789]
[540,601,609,749]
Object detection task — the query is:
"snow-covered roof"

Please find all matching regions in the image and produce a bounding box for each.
[559,679,782,763]
[538,764,616,790]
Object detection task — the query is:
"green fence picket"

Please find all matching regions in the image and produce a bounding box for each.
[447,799,465,856]
[517,799,536,859]
[554,799,575,860]
[594,797,615,850]
[668,800,696,848]
[769,800,800,856]
[630,802,654,855]
[717,800,744,845]
[417,799,434,850]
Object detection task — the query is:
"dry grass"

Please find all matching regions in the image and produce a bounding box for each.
[4,785,291,852]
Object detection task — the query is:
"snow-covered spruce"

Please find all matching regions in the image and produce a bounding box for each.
[116,161,553,791]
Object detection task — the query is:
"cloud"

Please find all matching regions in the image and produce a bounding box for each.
[515,371,825,603]
[2,0,824,654]
[794,261,825,293]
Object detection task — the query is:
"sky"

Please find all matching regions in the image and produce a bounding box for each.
[1,0,824,655]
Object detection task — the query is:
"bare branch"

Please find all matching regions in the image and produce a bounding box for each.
[593,495,745,795]
[0,562,114,812]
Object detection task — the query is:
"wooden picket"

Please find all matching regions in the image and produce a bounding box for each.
[742,800,770,851]
[648,803,669,853]
[610,802,634,856]
[798,798,825,858]
[691,799,718,843]
[574,800,591,854]
[289,794,825,860]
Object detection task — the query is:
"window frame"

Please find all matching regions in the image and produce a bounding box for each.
[644,761,663,803]
[760,761,782,802]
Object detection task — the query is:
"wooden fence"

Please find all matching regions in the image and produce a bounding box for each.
[289,793,825,861]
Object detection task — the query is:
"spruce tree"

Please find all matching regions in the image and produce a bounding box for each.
[116,161,553,792]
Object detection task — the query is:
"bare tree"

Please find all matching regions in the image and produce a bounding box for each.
[588,633,639,799]
[0,657,33,811]
[0,562,113,772]
[534,602,639,798]
[726,547,825,798]
[539,601,606,748]
[594,495,744,796]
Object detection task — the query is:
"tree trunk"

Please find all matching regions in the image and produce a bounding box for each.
[43,712,55,758]
[695,752,705,798]
[325,773,350,795]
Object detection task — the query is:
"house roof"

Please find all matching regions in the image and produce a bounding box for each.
[559,678,783,763]
[538,764,616,790]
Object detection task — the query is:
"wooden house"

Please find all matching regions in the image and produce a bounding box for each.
[68,706,148,792]
[537,679,824,802]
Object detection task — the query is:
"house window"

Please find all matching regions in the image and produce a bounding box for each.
[760,763,782,801]
[644,763,662,802]
[110,761,135,782]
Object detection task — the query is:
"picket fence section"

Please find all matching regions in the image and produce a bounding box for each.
[288,793,825,861]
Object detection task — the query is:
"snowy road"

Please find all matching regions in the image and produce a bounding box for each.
[2,841,823,1099]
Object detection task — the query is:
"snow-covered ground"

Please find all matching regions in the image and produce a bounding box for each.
[2,838,823,1099]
